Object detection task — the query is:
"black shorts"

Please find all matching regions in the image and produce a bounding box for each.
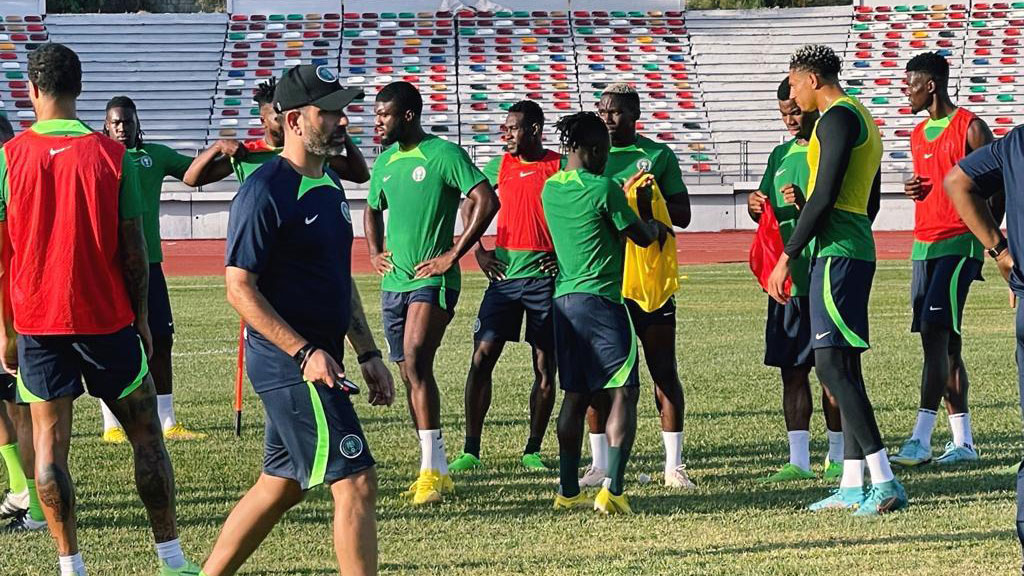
[260,381,375,490]
[381,286,459,362]
[148,262,175,338]
[624,296,676,334]
[553,293,639,394]
[474,277,554,349]
[0,374,14,402]
[809,256,875,351]
[16,326,148,403]
[764,295,813,368]
[911,256,982,335]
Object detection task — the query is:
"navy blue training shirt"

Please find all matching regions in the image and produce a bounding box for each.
[225,155,353,392]
[958,125,1023,295]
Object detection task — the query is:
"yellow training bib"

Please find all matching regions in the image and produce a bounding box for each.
[622,179,678,312]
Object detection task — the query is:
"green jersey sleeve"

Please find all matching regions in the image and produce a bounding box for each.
[758,146,780,201]
[367,157,387,210]
[602,179,638,232]
[656,147,687,198]
[151,143,194,181]
[0,148,7,222]
[482,156,502,187]
[119,153,145,220]
[441,144,487,196]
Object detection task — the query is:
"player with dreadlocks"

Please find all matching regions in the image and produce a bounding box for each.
[889,52,1000,468]
[766,45,907,515]
[99,95,205,442]
[543,112,671,514]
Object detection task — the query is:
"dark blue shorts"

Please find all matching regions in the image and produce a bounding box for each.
[16,326,148,403]
[911,256,982,335]
[260,380,375,490]
[764,295,813,368]
[148,262,175,338]
[474,277,554,349]
[0,374,14,402]
[625,296,676,334]
[809,256,875,351]
[553,293,639,394]
[381,286,459,363]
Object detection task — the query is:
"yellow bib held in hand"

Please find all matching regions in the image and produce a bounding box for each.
[622,178,678,312]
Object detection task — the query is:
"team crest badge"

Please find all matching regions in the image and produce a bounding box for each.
[340,434,364,459]
[412,166,427,182]
[316,65,337,83]
[340,201,352,223]
[636,158,652,173]
[140,155,153,168]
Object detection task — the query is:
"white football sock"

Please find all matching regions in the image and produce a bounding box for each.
[155,538,185,570]
[840,459,864,489]
[589,433,609,470]
[949,412,974,448]
[100,401,121,432]
[58,553,86,576]
[910,408,937,446]
[157,394,176,431]
[865,449,895,484]
[787,430,811,471]
[663,431,683,473]
[418,429,447,474]
[826,430,844,464]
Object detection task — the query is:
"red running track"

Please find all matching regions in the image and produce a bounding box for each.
[162,231,916,277]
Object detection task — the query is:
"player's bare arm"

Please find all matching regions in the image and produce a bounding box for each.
[0,222,15,375]
[363,206,392,276]
[327,134,370,184]
[119,216,152,357]
[944,167,1012,283]
[182,139,244,187]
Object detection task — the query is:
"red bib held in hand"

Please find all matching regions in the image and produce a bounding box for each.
[750,202,792,295]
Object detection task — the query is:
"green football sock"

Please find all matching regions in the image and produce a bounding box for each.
[26,479,44,522]
[0,443,27,494]
[558,448,581,498]
[608,446,626,496]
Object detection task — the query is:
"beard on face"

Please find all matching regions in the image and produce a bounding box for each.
[303,118,346,156]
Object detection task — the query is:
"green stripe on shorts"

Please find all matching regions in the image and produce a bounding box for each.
[117,338,150,400]
[603,305,638,389]
[306,381,329,488]
[949,257,967,336]
[822,257,869,349]
[15,371,43,403]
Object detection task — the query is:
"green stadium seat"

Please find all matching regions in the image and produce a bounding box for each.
[999,94,1016,101]
[871,96,889,104]
[970,85,987,92]
[287,14,303,20]
[223,98,241,106]
[268,14,285,21]
[895,5,911,11]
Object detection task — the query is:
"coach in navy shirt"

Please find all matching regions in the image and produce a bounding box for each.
[945,129,1020,569]
[208,64,394,576]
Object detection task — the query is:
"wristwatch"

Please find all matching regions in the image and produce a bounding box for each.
[987,237,1009,259]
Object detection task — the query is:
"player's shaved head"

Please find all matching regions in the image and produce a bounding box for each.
[0,115,13,145]
[376,81,422,118]
[906,52,950,87]
[777,77,792,101]
[508,99,544,130]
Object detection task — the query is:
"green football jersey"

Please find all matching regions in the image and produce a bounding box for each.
[603,135,687,198]
[127,143,193,263]
[541,169,638,301]
[368,136,486,293]
[758,139,812,296]
[231,140,282,184]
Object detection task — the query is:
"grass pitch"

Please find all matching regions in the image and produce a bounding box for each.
[1,261,1022,575]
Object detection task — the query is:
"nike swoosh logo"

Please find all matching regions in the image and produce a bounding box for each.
[49,146,71,156]
[520,171,536,177]
[305,215,319,225]
[815,331,831,340]
[929,306,942,311]
[775,168,786,177]
[382,175,392,182]
[923,153,934,159]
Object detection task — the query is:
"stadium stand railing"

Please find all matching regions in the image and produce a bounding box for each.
[571,5,720,178]
[960,2,1024,140]
[456,6,581,165]
[688,6,852,184]
[46,13,225,154]
[846,3,969,184]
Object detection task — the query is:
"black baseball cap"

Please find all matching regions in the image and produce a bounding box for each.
[272,64,363,113]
